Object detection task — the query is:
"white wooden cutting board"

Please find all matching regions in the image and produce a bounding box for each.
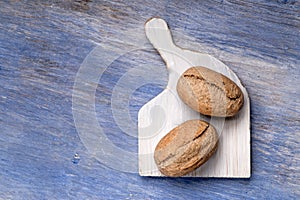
[138,18,250,177]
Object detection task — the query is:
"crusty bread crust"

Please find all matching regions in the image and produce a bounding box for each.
[154,119,218,177]
[177,66,244,117]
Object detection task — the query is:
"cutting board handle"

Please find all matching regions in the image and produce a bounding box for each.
[145,17,178,62]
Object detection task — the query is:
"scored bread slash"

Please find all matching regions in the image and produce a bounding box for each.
[138,17,251,178]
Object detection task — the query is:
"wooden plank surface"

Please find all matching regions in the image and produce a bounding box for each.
[0,0,299,199]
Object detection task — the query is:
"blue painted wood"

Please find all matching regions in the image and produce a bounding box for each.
[0,0,299,199]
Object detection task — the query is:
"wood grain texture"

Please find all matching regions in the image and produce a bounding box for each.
[0,0,299,199]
